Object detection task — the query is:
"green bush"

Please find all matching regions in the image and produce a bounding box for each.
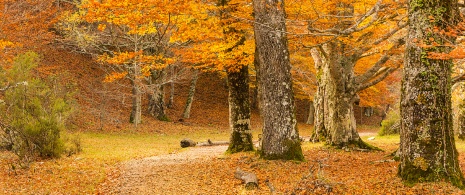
[0,52,79,166]
[379,109,400,136]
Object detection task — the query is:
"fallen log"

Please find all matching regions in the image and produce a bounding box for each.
[180,138,229,148]
[235,167,258,190]
[180,138,196,148]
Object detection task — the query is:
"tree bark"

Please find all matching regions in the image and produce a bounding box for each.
[399,0,464,188]
[458,113,465,140]
[234,168,258,190]
[129,78,142,125]
[306,101,315,125]
[182,69,199,119]
[148,69,168,121]
[253,0,303,160]
[310,44,370,149]
[227,66,254,153]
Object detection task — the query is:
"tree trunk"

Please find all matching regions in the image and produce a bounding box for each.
[399,0,464,188]
[458,113,465,140]
[306,101,315,125]
[129,80,142,125]
[167,65,175,109]
[148,69,168,121]
[182,69,199,119]
[227,66,254,153]
[253,0,303,160]
[311,63,327,142]
[310,44,370,149]
[320,49,361,148]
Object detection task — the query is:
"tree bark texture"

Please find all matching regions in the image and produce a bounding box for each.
[399,0,464,188]
[234,168,258,190]
[227,66,254,153]
[253,0,303,160]
[306,101,315,125]
[148,69,168,121]
[312,44,364,148]
[182,69,199,119]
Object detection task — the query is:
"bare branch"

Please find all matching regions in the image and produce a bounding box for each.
[355,38,404,86]
[357,66,399,92]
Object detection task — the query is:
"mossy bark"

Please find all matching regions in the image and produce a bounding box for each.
[253,0,303,161]
[399,0,464,188]
[311,42,374,149]
[226,66,254,153]
[219,0,254,153]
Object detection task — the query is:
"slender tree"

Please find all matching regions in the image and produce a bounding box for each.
[253,0,304,160]
[398,0,464,188]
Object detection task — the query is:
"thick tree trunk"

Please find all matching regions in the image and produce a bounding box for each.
[311,64,327,142]
[399,0,464,188]
[306,101,315,125]
[182,69,199,119]
[310,44,370,149]
[227,66,254,153]
[253,0,303,160]
[321,52,362,148]
[148,69,168,121]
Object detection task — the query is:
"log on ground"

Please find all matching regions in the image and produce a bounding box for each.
[234,167,258,190]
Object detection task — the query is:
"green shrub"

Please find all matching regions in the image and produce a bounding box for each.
[379,109,400,136]
[0,52,79,166]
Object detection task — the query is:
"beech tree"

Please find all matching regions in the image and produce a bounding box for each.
[253,0,304,160]
[398,0,464,188]
[174,0,255,152]
[287,0,406,148]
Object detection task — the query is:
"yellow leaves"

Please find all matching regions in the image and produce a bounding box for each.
[0,40,14,50]
[97,24,106,31]
[104,72,128,82]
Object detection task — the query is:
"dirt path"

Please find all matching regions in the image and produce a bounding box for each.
[98,133,379,194]
[98,145,229,194]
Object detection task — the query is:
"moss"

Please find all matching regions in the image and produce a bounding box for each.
[260,139,305,161]
[157,114,170,122]
[226,130,254,154]
[399,159,465,189]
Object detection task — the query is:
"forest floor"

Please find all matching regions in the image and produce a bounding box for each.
[2,124,465,194]
[95,136,465,194]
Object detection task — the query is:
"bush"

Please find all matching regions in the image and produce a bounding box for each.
[378,109,400,136]
[0,52,79,166]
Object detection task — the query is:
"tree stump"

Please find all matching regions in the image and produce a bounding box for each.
[234,167,258,190]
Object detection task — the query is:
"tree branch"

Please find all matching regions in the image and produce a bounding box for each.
[452,73,465,85]
[357,66,399,92]
[355,38,404,86]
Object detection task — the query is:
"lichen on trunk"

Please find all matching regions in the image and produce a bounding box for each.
[253,0,304,161]
[226,66,254,153]
[399,0,464,188]
[148,69,168,121]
